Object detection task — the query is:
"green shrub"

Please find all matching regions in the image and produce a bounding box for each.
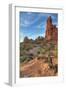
[20,56,27,63]
[20,55,34,63]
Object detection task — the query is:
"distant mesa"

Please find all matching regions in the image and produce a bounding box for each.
[45,16,58,43]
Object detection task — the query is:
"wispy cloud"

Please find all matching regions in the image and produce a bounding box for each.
[20,12,41,27]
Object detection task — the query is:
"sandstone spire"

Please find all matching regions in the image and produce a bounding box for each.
[45,16,58,43]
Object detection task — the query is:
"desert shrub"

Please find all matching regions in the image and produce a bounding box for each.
[37,51,40,55]
[37,47,45,55]
[20,56,28,63]
[20,71,24,77]
[20,54,34,63]
[54,47,58,58]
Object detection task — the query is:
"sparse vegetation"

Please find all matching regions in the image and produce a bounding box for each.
[20,36,58,77]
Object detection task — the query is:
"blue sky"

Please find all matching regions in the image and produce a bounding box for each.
[19,12,58,42]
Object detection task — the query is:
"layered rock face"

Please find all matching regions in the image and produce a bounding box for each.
[45,16,58,43]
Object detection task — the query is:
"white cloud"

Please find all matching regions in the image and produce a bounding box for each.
[20,32,24,42]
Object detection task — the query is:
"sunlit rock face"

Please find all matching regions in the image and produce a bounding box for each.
[45,16,58,43]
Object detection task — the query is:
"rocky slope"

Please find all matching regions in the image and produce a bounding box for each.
[20,58,57,77]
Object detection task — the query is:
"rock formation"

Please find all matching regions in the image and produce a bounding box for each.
[45,16,58,43]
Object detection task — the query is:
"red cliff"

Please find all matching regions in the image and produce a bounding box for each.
[45,16,58,43]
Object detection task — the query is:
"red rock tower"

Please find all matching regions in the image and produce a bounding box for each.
[45,16,58,43]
